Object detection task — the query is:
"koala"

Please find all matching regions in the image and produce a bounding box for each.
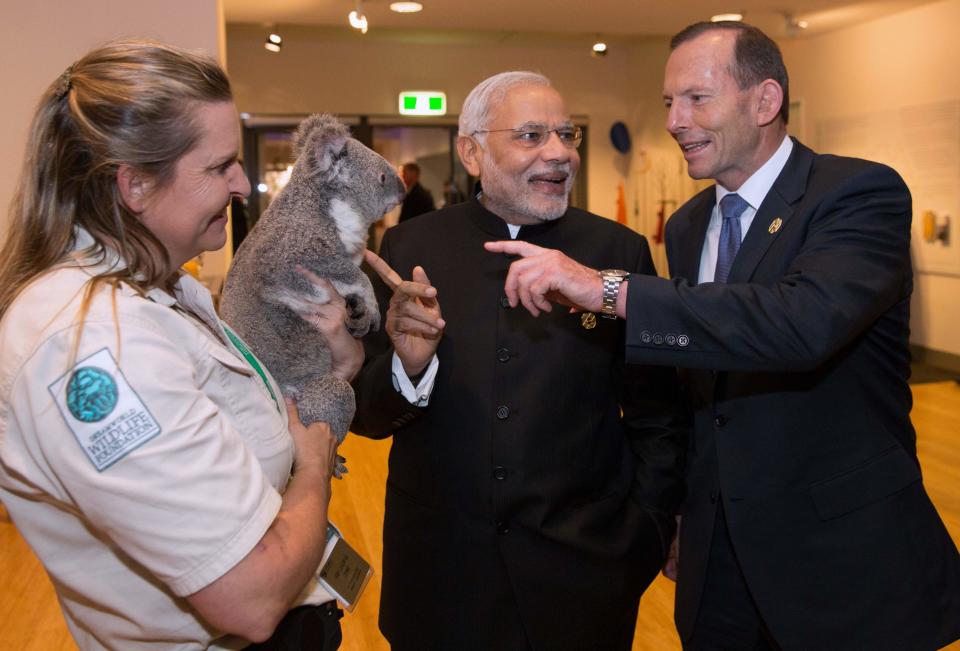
[221,114,406,445]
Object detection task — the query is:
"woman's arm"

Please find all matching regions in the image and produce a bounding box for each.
[186,399,337,643]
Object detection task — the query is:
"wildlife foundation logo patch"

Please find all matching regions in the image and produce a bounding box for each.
[49,348,161,471]
[66,366,118,422]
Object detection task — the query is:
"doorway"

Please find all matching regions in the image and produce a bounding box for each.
[238,114,587,252]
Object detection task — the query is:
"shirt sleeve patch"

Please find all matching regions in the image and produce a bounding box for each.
[48,347,162,472]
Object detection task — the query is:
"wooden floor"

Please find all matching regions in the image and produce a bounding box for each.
[2,381,959,650]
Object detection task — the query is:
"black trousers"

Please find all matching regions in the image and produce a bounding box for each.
[243,602,343,651]
[684,502,781,651]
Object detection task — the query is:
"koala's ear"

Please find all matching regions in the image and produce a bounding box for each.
[293,113,351,175]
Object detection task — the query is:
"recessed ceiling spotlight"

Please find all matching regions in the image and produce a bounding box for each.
[711,13,743,22]
[349,0,369,33]
[592,41,608,57]
[783,13,809,36]
[347,0,367,34]
[264,30,282,53]
[348,10,368,32]
[390,2,423,12]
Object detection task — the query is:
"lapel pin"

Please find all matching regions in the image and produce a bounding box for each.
[581,313,597,330]
[768,217,783,234]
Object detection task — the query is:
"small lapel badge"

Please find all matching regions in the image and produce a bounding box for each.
[768,217,783,234]
[581,312,597,330]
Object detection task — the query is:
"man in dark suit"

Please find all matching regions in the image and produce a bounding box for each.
[397,162,436,222]
[486,22,960,651]
[351,71,687,650]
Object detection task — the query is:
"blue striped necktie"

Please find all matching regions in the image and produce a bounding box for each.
[715,193,749,283]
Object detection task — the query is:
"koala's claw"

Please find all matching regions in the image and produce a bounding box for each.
[333,455,349,479]
[344,294,371,337]
[345,293,364,317]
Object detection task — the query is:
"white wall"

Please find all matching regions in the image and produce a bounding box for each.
[0,0,226,281]
[781,0,960,356]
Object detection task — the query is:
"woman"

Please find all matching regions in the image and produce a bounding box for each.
[0,41,360,649]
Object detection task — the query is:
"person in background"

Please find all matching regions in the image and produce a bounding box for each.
[0,40,362,651]
[397,161,436,222]
[352,71,687,650]
[485,21,960,651]
[441,177,465,207]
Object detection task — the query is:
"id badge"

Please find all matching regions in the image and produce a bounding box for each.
[317,524,373,612]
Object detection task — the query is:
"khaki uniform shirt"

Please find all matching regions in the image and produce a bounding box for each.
[0,235,330,649]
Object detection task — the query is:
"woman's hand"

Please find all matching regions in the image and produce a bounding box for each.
[293,265,365,381]
[285,397,337,483]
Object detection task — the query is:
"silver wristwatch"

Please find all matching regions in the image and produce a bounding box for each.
[599,269,629,319]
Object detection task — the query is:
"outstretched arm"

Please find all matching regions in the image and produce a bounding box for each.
[482,240,625,317]
[487,164,912,373]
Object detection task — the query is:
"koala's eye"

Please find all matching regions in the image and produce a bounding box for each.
[379,173,387,184]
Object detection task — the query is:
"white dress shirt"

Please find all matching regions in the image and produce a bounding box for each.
[698,136,793,284]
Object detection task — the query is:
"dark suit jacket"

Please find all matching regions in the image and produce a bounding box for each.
[398,182,435,223]
[352,199,687,650]
[624,139,960,650]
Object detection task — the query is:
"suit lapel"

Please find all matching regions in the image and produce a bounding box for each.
[673,191,714,284]
[728,138,814,283]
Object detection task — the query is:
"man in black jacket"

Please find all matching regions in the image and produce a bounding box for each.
[486,22,960,651]
[397,162,435,223]
[352,71,687,650]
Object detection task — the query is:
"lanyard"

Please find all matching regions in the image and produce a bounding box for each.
[222,324,281,413]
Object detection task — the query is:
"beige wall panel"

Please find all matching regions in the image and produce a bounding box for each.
[782,0,960,355]
[0,0,225,279]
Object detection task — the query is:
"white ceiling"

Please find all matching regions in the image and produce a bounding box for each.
[223,0,938,40]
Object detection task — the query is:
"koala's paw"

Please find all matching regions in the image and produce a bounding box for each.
[344,294,372,337]
[333,454,349,479]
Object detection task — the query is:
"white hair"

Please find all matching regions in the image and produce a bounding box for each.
[458,71,552,137]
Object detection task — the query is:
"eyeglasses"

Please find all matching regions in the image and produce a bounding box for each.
[472,125,583,149]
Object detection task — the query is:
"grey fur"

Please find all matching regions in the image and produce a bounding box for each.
[221,114,405,445]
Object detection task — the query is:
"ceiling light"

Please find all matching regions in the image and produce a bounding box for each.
[783,13,809,36]
[349,0,369,33]
[264,29,282,53]
[390,2,423,13]
[710,13,743,22]
[592,41,608,57]
[348,11,368,32]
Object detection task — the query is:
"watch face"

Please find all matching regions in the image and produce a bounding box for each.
[601,269,629,279]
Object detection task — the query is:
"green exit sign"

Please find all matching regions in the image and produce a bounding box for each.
[398,91,447,116]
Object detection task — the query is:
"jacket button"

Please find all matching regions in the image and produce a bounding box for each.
[496,520,510,535]
[496,405,510,420]
[499,296,511,308]
[493,466,507,480]
[653,333,664,345]
[709,491,718,504]
[497,347,511,362]
[714,415,727,427]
